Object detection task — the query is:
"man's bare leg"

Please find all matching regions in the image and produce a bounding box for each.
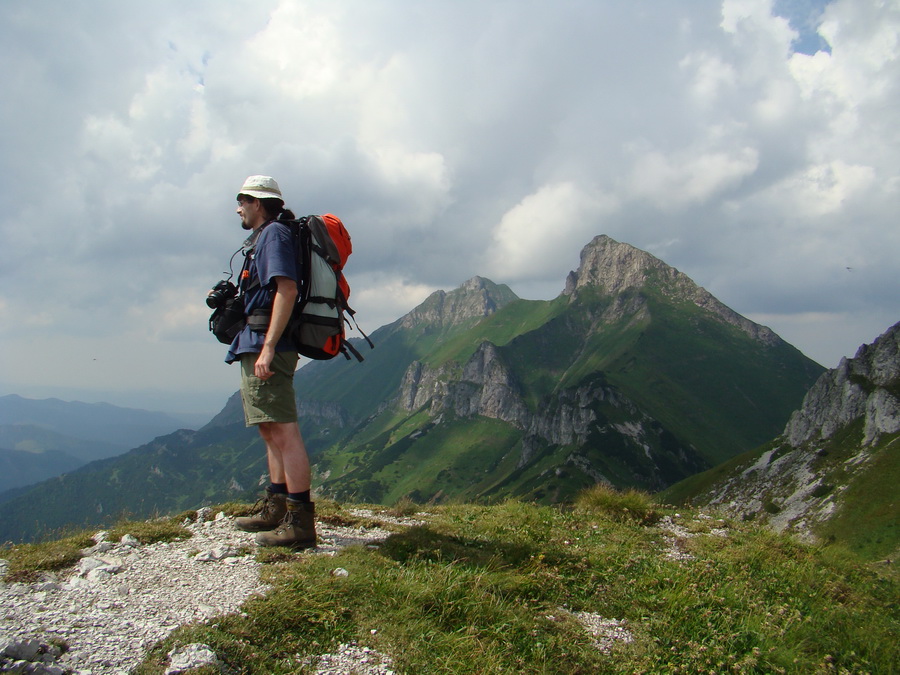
[254,421,316,548]
[258,421,310,493]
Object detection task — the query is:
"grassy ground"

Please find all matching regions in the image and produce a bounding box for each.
[2,490,897,673]
[139,489,896,674]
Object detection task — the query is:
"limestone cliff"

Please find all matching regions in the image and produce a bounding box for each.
[400,344,528,426]
[398,340,706,490]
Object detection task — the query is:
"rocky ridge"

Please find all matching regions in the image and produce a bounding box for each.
[399,276,518,331]
[564,235,781,345]
[784,321,900,447]
[398,341,705,489]
[699,321,900,539]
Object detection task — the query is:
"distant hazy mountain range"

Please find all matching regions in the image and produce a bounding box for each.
[0,395,209,498]
[0,234,828,543]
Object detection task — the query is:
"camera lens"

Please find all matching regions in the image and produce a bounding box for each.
[207,280,236,309]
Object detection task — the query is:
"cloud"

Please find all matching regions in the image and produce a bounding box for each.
[680,51,739,105]
[626,140,760,209]
[761,160,876,217]
[351,274,438,333]
[0,0,897,410]
[126,286,214,343]
[490,183,619,282]
[790,1,900,146]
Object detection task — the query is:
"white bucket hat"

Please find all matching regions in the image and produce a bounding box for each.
[237,175,283,201]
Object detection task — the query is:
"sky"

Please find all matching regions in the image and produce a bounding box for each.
[1,0,898,417]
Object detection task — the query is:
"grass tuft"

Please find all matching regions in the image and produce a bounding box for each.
[388,495,422,517]
[574,483,660,524]
[0,532,94,582]
[107,516,191,545]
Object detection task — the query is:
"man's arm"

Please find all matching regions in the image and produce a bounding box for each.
[254,276,298,380]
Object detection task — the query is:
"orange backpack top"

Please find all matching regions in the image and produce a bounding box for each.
[282,214,373,361]
[316,214,352,302]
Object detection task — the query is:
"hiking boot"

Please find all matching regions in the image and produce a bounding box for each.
[255,499,317,550]
[235,488,287,532]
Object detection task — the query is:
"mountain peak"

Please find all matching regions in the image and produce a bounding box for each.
[400,276,519,330]
[564,235,781,346]
[564,235,681,297]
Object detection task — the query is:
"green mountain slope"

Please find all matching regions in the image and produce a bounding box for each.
[597,288,821,464]
[0,424,264,543]
[0,424,122,464]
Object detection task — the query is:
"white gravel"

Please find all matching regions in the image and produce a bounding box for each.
[0,510,411,674]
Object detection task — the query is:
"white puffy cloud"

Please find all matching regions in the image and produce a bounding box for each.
[626,141,760,209]
[758,160,876,217]
[350,274,438,333]
[681,51,739,105]
[490,183,619,282]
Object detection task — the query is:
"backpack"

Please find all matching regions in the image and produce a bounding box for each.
[281,214,374,361]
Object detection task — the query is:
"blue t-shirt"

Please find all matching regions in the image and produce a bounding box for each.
[225,221,299,364]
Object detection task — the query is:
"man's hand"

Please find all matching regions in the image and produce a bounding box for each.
[255,344,276,380]
[255,276,298,381]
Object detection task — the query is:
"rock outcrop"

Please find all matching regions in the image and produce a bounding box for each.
[399,344,591,444]
[296,400,351,429]
[398,340,703,489]
[784,321,900,447]
[400,276,518,330]
[401,343,530,425]
[699,321,900,540]
[564,235,781,345]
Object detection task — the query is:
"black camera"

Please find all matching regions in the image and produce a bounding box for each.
[206,280,238,309]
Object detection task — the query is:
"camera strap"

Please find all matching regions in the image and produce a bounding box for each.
[237,221,272,295]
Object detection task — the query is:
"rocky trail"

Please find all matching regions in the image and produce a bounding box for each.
[0,508,412,675]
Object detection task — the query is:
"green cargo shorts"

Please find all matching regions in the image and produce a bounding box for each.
[239,351,300,426]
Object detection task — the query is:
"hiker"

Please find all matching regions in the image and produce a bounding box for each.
[222,175,317,549]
